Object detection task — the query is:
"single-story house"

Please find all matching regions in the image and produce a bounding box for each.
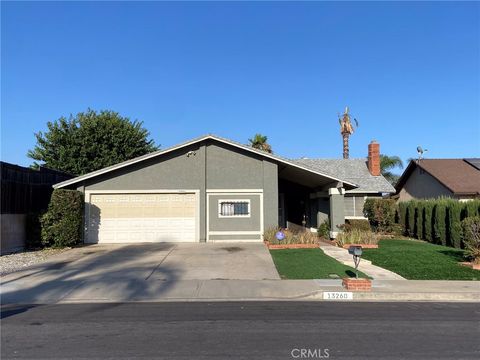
[395,158,480,202]
[54,135,394,244]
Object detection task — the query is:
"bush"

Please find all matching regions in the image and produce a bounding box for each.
[317,219,330,238]
[363,198,397,232]
[398,202,408,235]
[461,216,480,264]
[335,229,378,247]
[416,202,424,240]
[26,212,44,249]
[263,226,318,245]
[463,200,480,219]
[344,219,371,232]
[423,201,434,242]
[41,189,84,248]
[447,199,463,248]
[407,201,417,238]
[433,200,447,245]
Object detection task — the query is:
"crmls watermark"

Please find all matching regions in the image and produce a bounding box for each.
[291,348,330,358]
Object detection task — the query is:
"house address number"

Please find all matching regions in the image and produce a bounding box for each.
[323,292,353,300]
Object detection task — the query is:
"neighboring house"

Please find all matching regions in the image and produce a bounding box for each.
[1,162,73,253]
[395,158,480,202]
[54,135,394,244]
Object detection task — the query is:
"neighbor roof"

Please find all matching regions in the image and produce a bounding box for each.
[53,134,358,189]
[293,158,395,193]
[395,159,480,196]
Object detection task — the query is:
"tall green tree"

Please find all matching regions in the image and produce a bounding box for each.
[380,154,404,185]
[28,109,158,175]
[248,133,273,153]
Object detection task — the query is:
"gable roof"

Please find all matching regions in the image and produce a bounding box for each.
[293,158,395,193]
[395,158,480,196]
[53,134,358,189]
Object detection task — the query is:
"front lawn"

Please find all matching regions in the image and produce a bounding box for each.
[270,248,368,279]
[362,239,480,280]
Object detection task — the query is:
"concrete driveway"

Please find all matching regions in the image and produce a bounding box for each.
[1,243,280,304]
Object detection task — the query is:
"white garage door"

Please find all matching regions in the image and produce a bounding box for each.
[87,193,197,243]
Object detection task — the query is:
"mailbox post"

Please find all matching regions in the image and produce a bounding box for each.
[348,246,363,279]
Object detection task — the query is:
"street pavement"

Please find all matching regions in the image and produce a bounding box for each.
[1,302,479,359]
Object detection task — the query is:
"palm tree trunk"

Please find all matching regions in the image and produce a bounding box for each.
[342,133,349,159]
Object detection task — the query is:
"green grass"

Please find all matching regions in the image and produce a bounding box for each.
[270,248,368,279]
[362,239,480,280]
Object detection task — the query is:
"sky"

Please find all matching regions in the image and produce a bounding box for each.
[2,1,479,173]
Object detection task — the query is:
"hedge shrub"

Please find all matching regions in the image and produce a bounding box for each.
[397,202,408,235]
[433,200,447,245]
[416,202,424,240]
[41,189,84,248]
[447,199,463,248]
[396,198,480,249]
[423,201,434,243]
[363,198,397,232]
[407,201,417,238]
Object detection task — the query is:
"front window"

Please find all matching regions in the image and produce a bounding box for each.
[219,200,250,217]
[344,196,366,218]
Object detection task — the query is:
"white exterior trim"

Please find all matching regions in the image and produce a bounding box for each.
[207,189,263,193]
[328,187,345,195]
[53,135,358,189]
[208,239,263,243]
[84,189,201,243]
[209,231,262,235]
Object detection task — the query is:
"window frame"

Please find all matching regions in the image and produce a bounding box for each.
[218,199,251,218]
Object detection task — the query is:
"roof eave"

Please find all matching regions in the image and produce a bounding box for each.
[53,135,358,189]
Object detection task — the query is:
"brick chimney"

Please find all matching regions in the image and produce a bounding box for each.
[368,140,381,176]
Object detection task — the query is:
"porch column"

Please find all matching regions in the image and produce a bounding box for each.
[328,187,345,239]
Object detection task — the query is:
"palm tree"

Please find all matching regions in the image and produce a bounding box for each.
[338,107,358,159]
[380,155,404,185]
[248,133,272,153]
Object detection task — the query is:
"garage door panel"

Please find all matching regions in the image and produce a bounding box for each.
[88,193,197,243]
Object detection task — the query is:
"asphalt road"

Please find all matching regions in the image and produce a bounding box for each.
[1,302,479,359]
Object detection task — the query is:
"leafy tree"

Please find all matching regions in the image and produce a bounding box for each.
[380,155,404,185]
[248,133,272,153]
[28,109,158,175]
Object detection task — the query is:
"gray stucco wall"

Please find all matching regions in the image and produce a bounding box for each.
[75,140,278,242]
[208,194,261,232]
[398,167,453,201]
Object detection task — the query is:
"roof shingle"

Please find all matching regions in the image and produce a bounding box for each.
[405,159,480,195]
[293,158,395,193]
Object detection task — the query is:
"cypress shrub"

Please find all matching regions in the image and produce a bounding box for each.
[462,200,480,219]
[41,189,84,248]
[416,201,425,240]
[398,202,408,235]
[407,201,417,238]
[433,199,447,245]
[447,199,463,249]
[423,201,434,243]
